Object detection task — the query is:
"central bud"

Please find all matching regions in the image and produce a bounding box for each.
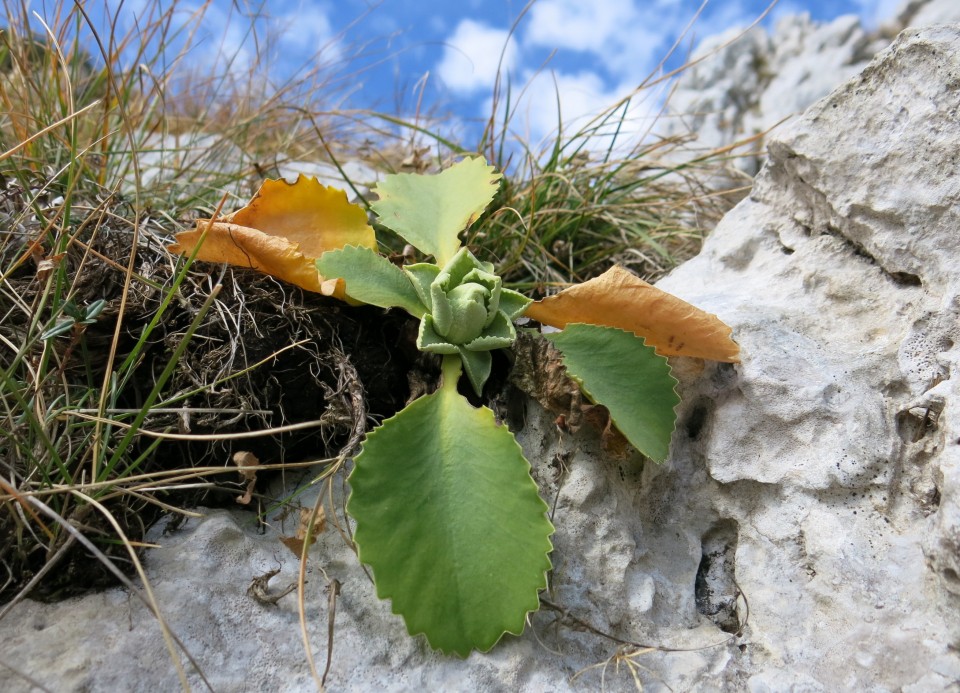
[403,247,532,394]
[443,282,491,344]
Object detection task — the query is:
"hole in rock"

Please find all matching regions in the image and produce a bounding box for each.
[890,271,922,287]
[895,405,941,443]
[685,402,710,440]
[695,519,741,634]
[930,485,942,509]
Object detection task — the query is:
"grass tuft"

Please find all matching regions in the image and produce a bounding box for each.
[0,0,390,607]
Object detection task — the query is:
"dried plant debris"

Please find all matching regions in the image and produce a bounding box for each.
[508,331,630,458]
[278,506,326,558]
[0,211,418,604]
[247,568,297,606]
[233,452,261,505]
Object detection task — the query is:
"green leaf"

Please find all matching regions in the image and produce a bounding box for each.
[403,263,440,310]
[41,320,75,341]
[498,288,533,321]
[348,359,553,656]
[317,245,426,317]
[545,323,680,462]
[465,311,515,351]
[417,316,460,355]
[457,347,492,395]
[370,157,502,265]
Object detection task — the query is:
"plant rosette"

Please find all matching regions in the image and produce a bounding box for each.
[169,156,740,656]
[405,247,531,394]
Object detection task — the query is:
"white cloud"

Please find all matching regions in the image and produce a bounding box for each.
[699,2,757,34]
[525,0,638,52]
[200,6,256,74]
[143,2,258,77]
[768,1,807,24]
[499,68,664,152]
[108,0,344,81]
[515,70,613,143]
[523,0,685,86]
[436,19,518,94]
[273,4,342,63]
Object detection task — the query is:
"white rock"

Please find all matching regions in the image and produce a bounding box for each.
[661,0,960,180]
[897,0,960,28]
[657,22,960,689]
[277,159,380,199]
[132,132,249,198]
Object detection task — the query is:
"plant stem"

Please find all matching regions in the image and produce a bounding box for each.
[440,354,462,392]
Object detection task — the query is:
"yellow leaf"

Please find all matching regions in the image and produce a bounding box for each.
[168,175,375,295]
[169,221,332,293]
[524,266,740,363]
[225,176,375,257]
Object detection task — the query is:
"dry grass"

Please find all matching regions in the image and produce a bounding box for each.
[0,0,412,609]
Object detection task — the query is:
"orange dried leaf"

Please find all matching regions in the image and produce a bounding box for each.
[168,175,374,295]
[36,253,65,280]
[170,221,337,293]
[225,176,375,257]
[279,506,325,558]
[525,266,740,363]
[232,451,260,505]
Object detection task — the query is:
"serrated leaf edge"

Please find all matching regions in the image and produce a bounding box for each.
[547,323,680,462]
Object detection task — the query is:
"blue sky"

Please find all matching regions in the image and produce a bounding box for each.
[90,0,903,146]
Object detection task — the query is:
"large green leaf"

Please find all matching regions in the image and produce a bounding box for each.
[317,245,426,317]
[370,157,502,265]
[545,323,680,462]
[348,357,553,656]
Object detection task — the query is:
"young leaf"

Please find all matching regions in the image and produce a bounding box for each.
[457,347,492,395]
[370,157,502,265]
[526,265,740,362]
[168,175,375,294]
[545,323,680,462]
[498,288,533,321]
[317,246,427,317]
[41,320,75,341]
[403,263,441,310]
[347,358,553,656]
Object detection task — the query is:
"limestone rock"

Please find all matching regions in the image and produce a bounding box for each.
[278,159,380,199]
[897,0,960,28]
[134,132,249,196]
[665,14,880,178]
[662,0,960,181]
[656,22,960,690]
